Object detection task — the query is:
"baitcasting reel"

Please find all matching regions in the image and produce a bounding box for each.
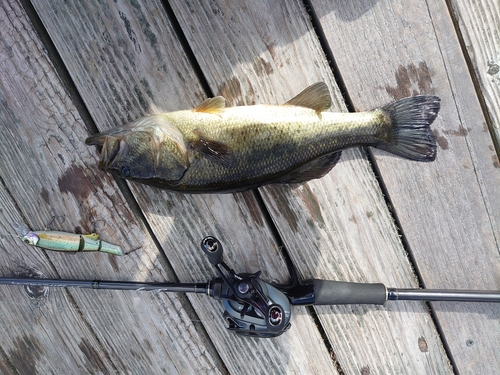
[200,236,292,337]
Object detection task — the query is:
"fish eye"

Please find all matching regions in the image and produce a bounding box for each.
[23,238,30,244]
[121,166,131,177]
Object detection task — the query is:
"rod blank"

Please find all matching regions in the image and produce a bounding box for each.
[387,288,500,303]
[0,277,209,294]
[1,277,499,304]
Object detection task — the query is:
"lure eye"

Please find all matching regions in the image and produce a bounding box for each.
[121,166,131,177]
[21,233,39,246]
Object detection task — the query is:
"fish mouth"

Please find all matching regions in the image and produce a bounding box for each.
[86,134,127,171]
[85,133,105,147]
[102,138,129,170]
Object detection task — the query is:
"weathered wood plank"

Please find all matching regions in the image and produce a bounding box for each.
[446,0,500,241]
[0,1,223,374]
[169,0,453,374]
[309,0,500,373]
[31,0,338,374]
[0,186,116,374]
[448,0,500,154]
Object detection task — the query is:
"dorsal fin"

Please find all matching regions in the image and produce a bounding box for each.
[193,96,226,115]
[284,82,332,114]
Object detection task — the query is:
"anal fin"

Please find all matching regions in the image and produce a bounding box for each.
[275,151,342,184]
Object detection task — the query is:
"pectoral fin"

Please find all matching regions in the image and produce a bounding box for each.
[284,82,332,114]
[193,96,226,115]
[274,151,342,183]
[190,129,235,167]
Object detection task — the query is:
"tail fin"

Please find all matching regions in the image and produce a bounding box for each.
[377,96,440,161]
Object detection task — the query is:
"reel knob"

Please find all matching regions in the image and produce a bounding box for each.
[200,236,224,265]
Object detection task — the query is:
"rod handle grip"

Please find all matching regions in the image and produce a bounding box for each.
[313,280,387,305]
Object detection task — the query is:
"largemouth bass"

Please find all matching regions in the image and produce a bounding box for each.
[85,83,439,193]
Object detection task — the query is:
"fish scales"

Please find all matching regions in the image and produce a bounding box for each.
[86,83,440,193]
[165,107,384,187]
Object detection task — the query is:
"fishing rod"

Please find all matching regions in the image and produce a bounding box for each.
[1,236,499,338]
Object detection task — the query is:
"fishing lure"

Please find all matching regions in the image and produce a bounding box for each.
[12,222,123,256]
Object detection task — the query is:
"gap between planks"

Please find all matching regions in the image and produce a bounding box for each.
[443,0,500,159]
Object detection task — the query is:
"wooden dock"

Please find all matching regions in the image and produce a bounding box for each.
[0,1,499,374]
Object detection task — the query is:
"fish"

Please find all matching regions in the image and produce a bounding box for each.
[85,82,440,193]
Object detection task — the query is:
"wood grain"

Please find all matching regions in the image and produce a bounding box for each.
[448,0,500,154]
[2,0,497,373]
[310,0,500,372]
[0,1,222,374]
[0,185,116,374]
[30,0,338,373]
[169,0,453,374]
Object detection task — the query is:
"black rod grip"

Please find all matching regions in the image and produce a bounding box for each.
[313,280,387,305]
